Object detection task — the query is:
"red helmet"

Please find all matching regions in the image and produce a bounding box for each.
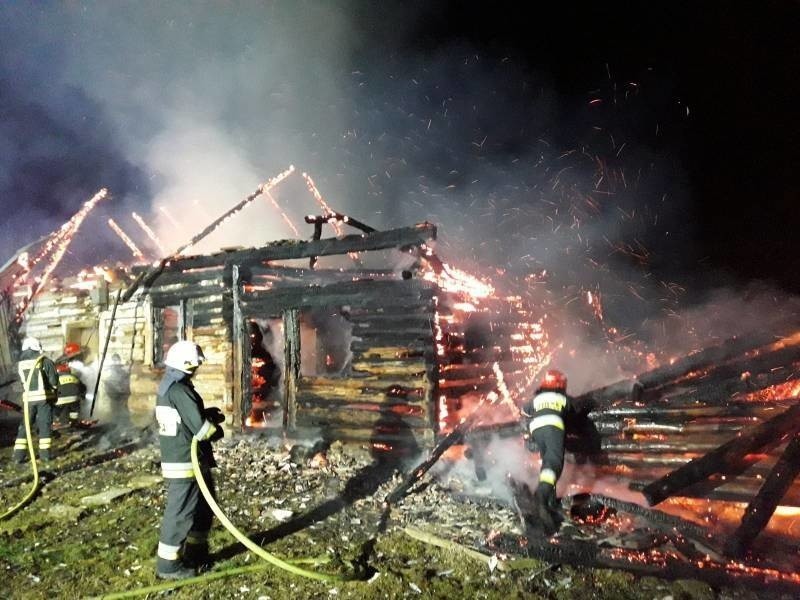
[540,369,567,391]
[64,342,81,356]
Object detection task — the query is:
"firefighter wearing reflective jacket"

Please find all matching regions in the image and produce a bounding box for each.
[13,337,59,463]
[55,343,85,426]
[155,340,224,580]
[527,369,571,532]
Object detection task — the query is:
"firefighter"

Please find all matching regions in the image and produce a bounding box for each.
[55,343,85,426]
[12,337,59,463]
[155,340,224,580]
[526,369,572,533]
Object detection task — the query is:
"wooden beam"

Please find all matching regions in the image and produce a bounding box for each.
[641,401,800,506]
[577,320,800,407]
[155,223,437,272]
[725,432,800,557]
[283,308,300,431]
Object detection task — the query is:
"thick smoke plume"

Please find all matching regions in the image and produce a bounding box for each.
[2,3,795,393]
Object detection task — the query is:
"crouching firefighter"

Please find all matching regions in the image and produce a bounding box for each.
[55,343,85,427]
[13,337,59,463]
[155,340,225,580]
[526,369,573,535]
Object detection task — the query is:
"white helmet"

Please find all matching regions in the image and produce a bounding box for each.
[165,340,205,373]
[22,337,42,352]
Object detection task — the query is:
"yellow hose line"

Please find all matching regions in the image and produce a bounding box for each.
[191,437,352,582]
[0,358,42,521]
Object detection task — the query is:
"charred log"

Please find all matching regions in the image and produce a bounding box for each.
[641,400,800,505]
[725,432,800,558]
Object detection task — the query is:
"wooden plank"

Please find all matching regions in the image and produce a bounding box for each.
[351,359,427,376]
[232,266,246,429]
[351,345,431,360]
[295,408,429,429]
[577,322,800,407]
[641,401,800,505]
[284,308,300,430]
[159,223,437,271]
[296,386,425,404]
[725,433,800,557]
[296,394,426,412]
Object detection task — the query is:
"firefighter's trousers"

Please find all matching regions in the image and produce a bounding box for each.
[157,472,216,562]
[531,424,565,483]
[13,401,54,460]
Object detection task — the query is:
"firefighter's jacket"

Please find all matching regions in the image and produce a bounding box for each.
[527,390,573,434]
[17,349,59,404]
[156,367,217,479]
[56,367,85,406]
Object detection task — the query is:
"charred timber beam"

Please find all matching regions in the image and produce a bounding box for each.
[589,403,790,421]
[631,479,800,507]
[576,320,800,407]
[283,308,300,431]
[296,396,426,413]
[642,348,800,406]
[159,223,437,272]
[641,401,800,505]
[725,432,800,557]
[384,414,479,506]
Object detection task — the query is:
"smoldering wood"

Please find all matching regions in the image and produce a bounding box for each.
[384,414,480,506]
[299,374,428,389]
[283,308,300,431]
[296,395,426,412]
[139,267,225,288]
[589,403,790,421]
[576,320,800,408]
[350,361,427,377]
[240,280,436,315]
[641,400,800,506]
[232,265,246,429]
[350,342,433,358]
[156,224,437,272]
[294,410,429,429]
[639,346,800,406]
[725,432,800,557]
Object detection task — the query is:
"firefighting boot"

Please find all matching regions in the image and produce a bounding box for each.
[182,541,210,570]
[12,439,28,464]
[156,557,195,580]
[38,449,52,462]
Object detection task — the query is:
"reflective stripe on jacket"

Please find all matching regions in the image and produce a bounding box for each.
[18,351,59,404]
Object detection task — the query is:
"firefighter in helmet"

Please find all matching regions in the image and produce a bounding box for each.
[13,337,59,463]
[526,369,572,532]
[155,340,224,580]
[55,342,85,427]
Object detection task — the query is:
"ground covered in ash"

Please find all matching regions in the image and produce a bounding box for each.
[0,424,780,599]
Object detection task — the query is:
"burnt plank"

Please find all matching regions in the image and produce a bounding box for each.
[641,400,800,505]
[160,223,437,271]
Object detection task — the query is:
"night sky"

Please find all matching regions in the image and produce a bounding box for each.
[1,1,798,310]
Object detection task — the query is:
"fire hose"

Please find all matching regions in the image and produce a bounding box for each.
[189,436,353,583]
[0,357,43,521]
[92,436,356,599]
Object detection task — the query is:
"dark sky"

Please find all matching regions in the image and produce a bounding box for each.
[370,1,800,288]
[0,1,798,304]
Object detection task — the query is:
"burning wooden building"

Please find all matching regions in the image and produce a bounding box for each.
[2,216,543,452]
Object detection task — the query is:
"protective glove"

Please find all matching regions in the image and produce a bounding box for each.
[209,425,225,442]
[204,406,225,425]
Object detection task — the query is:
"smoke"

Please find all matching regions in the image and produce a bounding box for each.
[3,3,795,394]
